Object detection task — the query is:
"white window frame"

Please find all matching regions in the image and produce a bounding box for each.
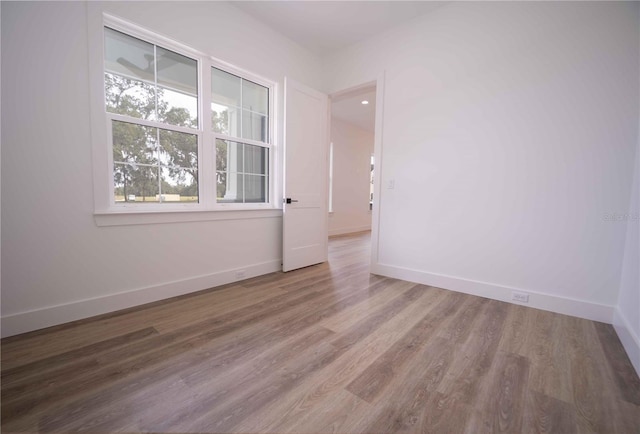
[88,12,278,226]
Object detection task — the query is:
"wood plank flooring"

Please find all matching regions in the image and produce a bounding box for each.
[2,231,639,433]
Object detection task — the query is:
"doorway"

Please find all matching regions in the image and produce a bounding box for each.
[328,83,377,237]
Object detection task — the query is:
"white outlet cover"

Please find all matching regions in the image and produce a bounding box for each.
[511,292,529,303]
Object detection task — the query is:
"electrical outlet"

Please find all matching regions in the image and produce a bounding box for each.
[235,270,246,280]
[387,179,395,189]
[511,291,529,303]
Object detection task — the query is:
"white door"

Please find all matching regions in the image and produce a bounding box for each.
[282,78,329,272]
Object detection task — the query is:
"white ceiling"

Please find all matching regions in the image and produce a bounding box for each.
[232,1,446,56]
[331,87,376,132]
[232,1,445,132]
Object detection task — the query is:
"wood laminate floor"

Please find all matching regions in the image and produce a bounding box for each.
[2,232,639,433]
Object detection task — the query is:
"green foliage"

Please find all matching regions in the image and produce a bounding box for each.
[105,73,158,120]
[215,139,228,198]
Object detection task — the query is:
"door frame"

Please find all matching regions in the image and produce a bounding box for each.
[327,73,386,267]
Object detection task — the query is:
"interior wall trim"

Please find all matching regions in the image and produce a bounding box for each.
[613,306,640,376]
[1,259,282,338]
[371,262,615,323]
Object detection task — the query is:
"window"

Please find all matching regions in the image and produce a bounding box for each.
[105,28,199,204]
[96,17,274,215]
[211,68,270,203]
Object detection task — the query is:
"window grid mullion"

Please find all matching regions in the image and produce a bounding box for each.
[153,44,158,123]
[156,126,161,202]
[107,113,198,135]
[212,132,270,149]
[200,59,214,209]
[239,77,243,141]
[242,143,245,203]
[239,77,242,204]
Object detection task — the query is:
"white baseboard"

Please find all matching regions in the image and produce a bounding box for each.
[612,307,640,376]
[371,263,615,323]
[1,259,282,338]
[329,225,372,237]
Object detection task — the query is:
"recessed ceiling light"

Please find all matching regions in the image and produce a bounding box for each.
[361,100,369,105]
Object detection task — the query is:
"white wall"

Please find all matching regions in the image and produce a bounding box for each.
[615,137,640,374]
[329,117,373,236]
[324,2,640,321]
[614,15,640,372]
[0,1,322,337]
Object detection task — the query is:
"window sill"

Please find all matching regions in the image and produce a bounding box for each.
[94,207,283,227]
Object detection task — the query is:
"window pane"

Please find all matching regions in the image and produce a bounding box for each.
[105,72,156,120]
[242,110,268,142]
[104,28,154,83]
[159,87,198,128]
[158,129,198,169]
[156,47,197,95]
[114,163,159,203]
[216,172,243,203]
[212,103,241,137]
[216,139,243,203]
[242,80,268,115]
[157,47,198,128]
[216,139,243,173]
[112,120,157,165]
[244,144,268,175]
[104,28,157,120]
[245,175,267,203]
[215,139,228,172]
[105,28,199,128]
[215,140,268,203]
[160,166,198,203]
[211,67,241,108]
[216,170,226,199]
